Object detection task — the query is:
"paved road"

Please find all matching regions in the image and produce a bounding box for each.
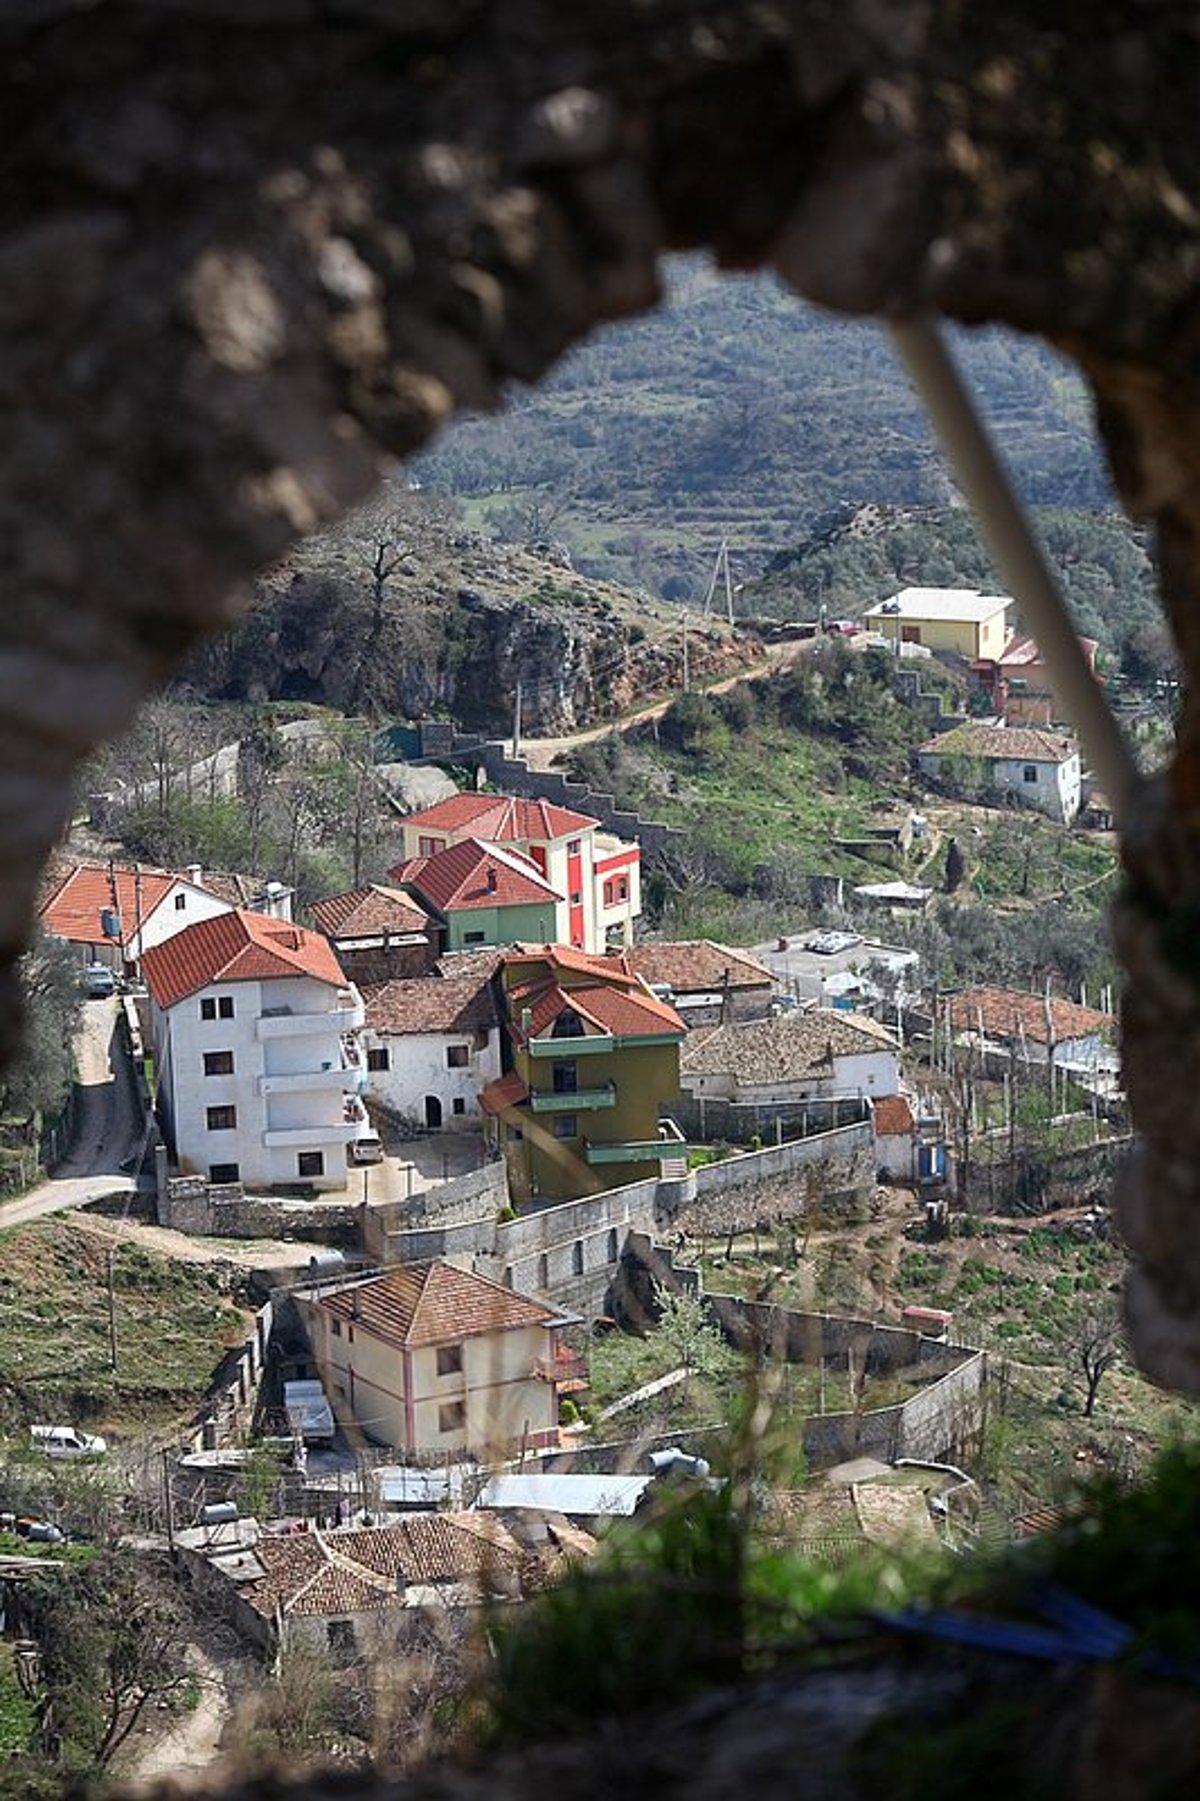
[0,996,140,1230]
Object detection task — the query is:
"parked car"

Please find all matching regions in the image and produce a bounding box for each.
[31,1424,108,1460]
[80,962,116,998]
[283,1380,336,1446]
[11,1517,66,1544]
[348,1133,384,1166]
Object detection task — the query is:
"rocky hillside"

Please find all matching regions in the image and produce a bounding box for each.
[182,491,756,734]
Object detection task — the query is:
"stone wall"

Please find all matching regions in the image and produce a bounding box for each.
[186,1302,273,1453]
[361,1162,510,1262]
[963,1135,1134,1215]
[161,1176,361,1244]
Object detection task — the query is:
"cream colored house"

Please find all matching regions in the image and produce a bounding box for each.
[865,586,1011,662]
[295,1261,579,1457]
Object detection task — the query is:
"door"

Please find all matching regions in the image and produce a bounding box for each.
[424,1094,443,1129]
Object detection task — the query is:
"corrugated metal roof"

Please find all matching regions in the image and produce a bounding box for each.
[477,1474,652,1516]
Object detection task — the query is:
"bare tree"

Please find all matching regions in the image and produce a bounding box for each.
[1074,1301,1123,1418]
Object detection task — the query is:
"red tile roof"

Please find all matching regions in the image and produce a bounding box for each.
[39,863,180,948]
[363,974,496,1035]
[918,723,1076,762]
[391,839,561,914]
[626,940,772,993]
[872,1094,915,1138]
[502,946,684,1043]
[141,908,347,1009]
[310,884,430,939]
[317,1260,563,1348]
[402,792,598,843]
[945,986,1113,1045]
[241,1515,526,1619]
[479,1070,530,1115]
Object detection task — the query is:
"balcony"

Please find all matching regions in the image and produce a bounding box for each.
[528,1033,614,1059]
[584,1138,691,1166]
[258,1067,354,1097]
[532,1348,589,1393]
[256,990,365,1041]
[261,1123,358,1149]
[529,1083,616,1113]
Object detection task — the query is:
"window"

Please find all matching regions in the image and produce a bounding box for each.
[366,1047,390,1072]
[552,1114,578,1140]
[506,1125,524,1143]
[326,1619,357,1662]
[298,1151,325,1178]
[436,1344,463,1377]
[206,1105,237,1131]
[418,836,445,856]
[209,1162,239,1183]
[538,1253,549,1288]
[438,1401,465,1434]
[603,877,627,906]
[566,839,581,856]
[552,1060,577,1095]
[174,893,187,910]
[572,1240,584,1275]
[331,1318,342,1338]
[446,1044,469,1068]
[570,891,582,907]
[203,1050,234,1077]
[219,995,234,1018]
[200,997,216,1021]
[552,1008,583,1038]
[452,1097,466,1116]
[1023,764,1039,784]
[607,1227,619,1263]
[463,930,485,945]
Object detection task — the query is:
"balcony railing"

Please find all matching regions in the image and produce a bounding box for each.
[584,1137,691,1166]
[256,991,365,1040]
[528,1033,614,1058]
[529,1083,616,1113]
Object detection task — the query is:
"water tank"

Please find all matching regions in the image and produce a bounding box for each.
[201,1501,239,1526]
[100,907,122,939]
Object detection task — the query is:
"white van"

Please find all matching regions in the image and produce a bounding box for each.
[81,963,116,999]
[31,1424,108,1459]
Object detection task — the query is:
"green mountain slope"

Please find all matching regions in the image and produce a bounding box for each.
[415,257,1109,596]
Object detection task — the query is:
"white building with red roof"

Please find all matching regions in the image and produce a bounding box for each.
[294,1260,578,1456]
[141,909,370,1193]
[38,857,292,973]
[395,791,641,952]
[360,972,502,1131]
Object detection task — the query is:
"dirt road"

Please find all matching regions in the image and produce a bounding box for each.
[0,995,140,1230]
[124,1641,234,1793]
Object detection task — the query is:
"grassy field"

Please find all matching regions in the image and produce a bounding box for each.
[0,1646,34,1758]
[0,1220,254,1433]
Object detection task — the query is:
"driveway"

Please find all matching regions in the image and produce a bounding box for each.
[0,995,140,1230]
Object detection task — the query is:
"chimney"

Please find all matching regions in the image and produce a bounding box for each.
[187,864,203,888]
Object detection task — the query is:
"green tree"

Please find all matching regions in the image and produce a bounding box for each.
[5,936,81,1124]
[653,1284,739,1384]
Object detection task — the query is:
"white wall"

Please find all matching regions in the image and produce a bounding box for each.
[682,1045,899,1106]
[128,880,231,961]
[154,974,364,1191]
[364,1027,501,1129]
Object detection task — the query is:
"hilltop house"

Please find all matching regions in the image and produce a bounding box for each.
[360,972,501,1130]
[938,985,1116,1084]
[310,883,437,984]
[142,909,371,1192]
[480,945,686,1201]
[396,793,641,952]
[390,838,567,953]
[989,632,1103,728]
[293,1260,579,1456]
[38,857,292,974]
[916,723,1081,824]
[865,587,1012,662]
[625,940,774,1026]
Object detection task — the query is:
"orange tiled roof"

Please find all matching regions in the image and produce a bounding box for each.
[391,839,561,913]
[402,792,598,842]
[945,986,1113,1045]
[141,908,346,1009]
[363,974,496,1035]
[918,723,1076,762]
[627,940,772,992]
[317,1260,562,1348]
[241,1516,526,1620]
[310,884,430,939]
[872,1094,915,1137]
[39,862,180,949]
[479,1070,530,1116]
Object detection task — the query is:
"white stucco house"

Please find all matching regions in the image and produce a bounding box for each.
[916,723,1081,824]
[360,972,501,1131]
[38,857,293,973]
[142,908,370,1192]
[680,1009,902,1105]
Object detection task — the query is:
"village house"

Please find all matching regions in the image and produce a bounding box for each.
[987,632,1103,729]
[938,985,1117,1086]
[624,940,774,1026]
[359,972,501,1131]
[680,1009,901,1107]
[309,883,437,985]
[183,1513,530,1660]
[293,1260,579,1456]
[141,908,371,1193]
[871,1092,919,1182]
[38,856,292,974]
[479,945,687,1202]
[390,837,567,953]
[864,586,1012,662]
[916,722,1082,824]
[396,792,641,952]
